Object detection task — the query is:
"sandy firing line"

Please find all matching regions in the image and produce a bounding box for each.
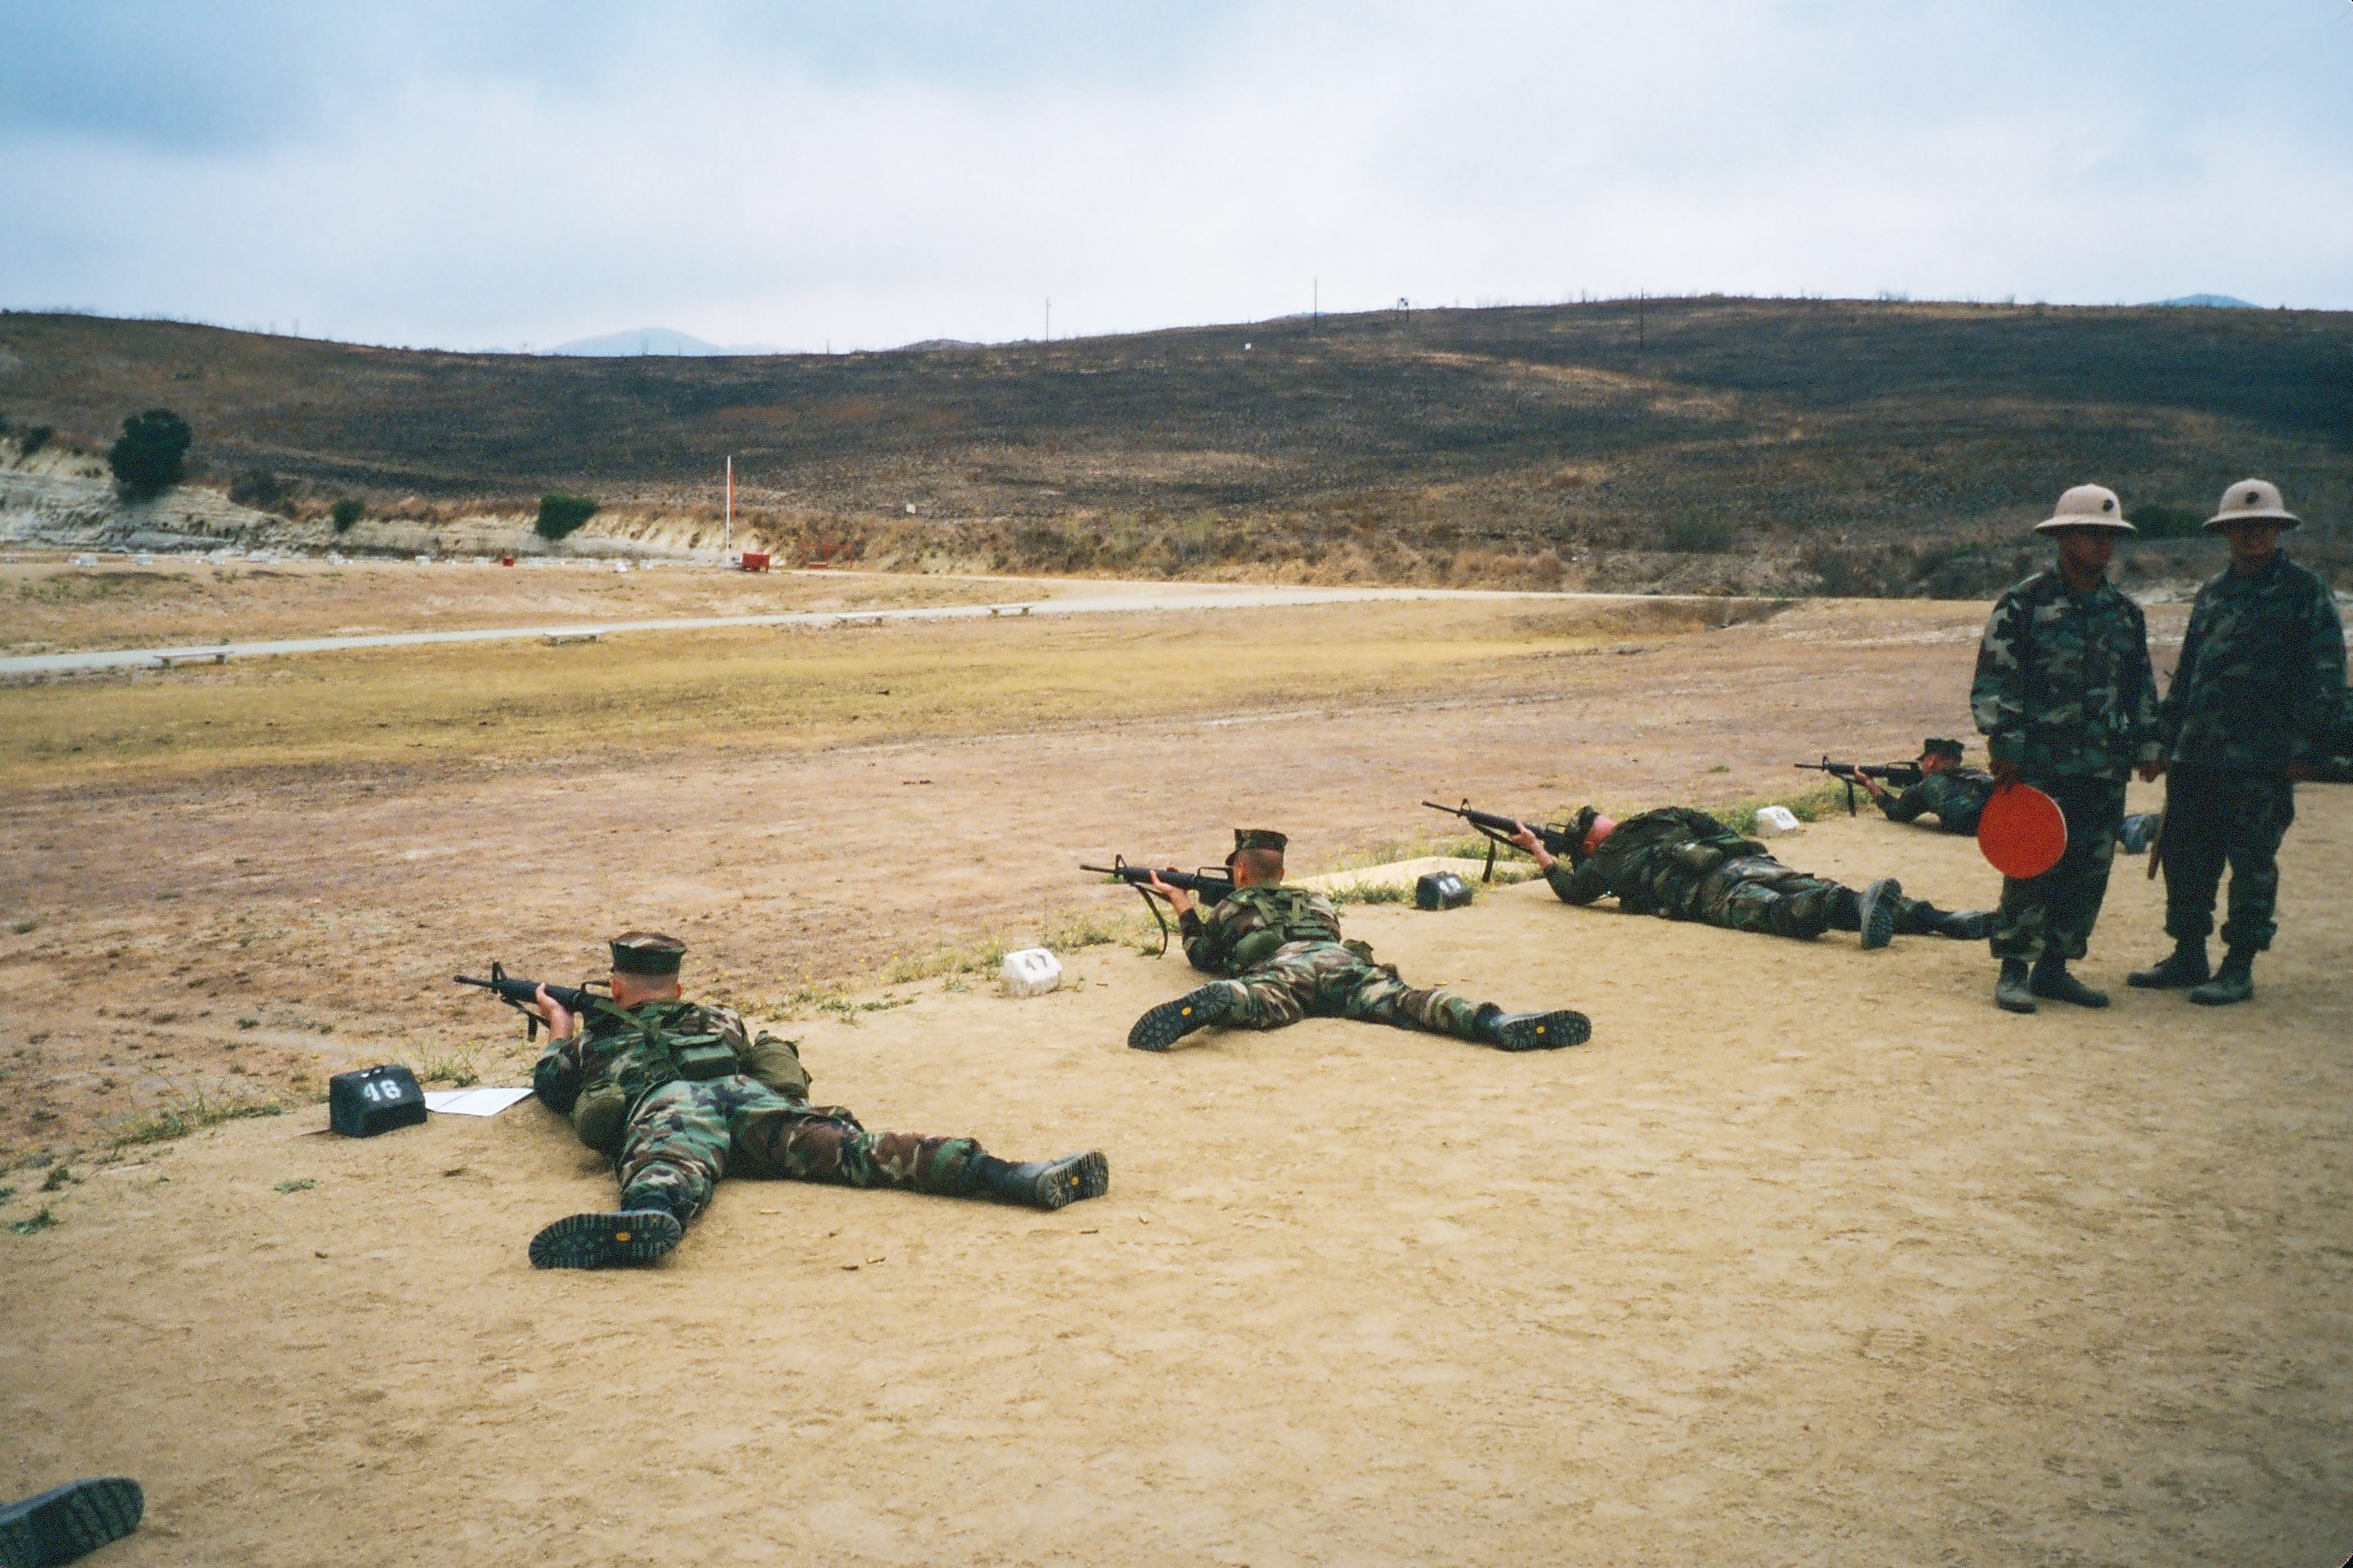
[0,583,1633,676]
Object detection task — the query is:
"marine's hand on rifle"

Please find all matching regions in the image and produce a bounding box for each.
[535,983,578,1043]
[1143,869,1194,917]
[2138,760,2165,783]
[1506,821,1556,870]
[1857,772,1888,798]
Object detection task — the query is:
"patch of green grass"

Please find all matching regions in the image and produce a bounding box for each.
[1708,781,1850,834]
[404,1053,479,1087]
[8,920,34,935]
[0,1186,15,1203]
[7,1207,58,1234]
[1325,881,1414,905]
[110,1092,285,1148]
[40,1165,76,1191]
[273,1179,316,1194]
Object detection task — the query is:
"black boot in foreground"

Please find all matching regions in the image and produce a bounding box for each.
[2029,954,2109,1009]
[1994,958,2037,1014]
[975,1152,1110,1210]
[2190,947,2256,1006]
[0,1477,142,1568]
[2128,939,2208,989]
[529,1208,684,1270]
[1474,1005,1591,1051]
[1855,878,1902,950]
[1129,986,1233,1051]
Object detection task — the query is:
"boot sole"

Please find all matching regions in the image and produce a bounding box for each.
[1027,1151,1111,1210]
[1858,879,1901,950]
[1128,990,1230,1051]
[0,1477,142,1568]
[2029,982,2110,1008]
[529,1210,683,1270]
[1492,1011,1591,1051]
[2127,972,2208,989]
[2189,985,2253,1006]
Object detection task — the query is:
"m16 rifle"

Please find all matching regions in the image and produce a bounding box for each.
[1793,757,1926,816]
[454,962,611,1042]
[1081,856,1237,955]
[1421,799,1580,880]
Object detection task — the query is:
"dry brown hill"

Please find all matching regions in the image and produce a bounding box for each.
[3,298,2347,594]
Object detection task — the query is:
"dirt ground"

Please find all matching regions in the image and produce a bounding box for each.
[4,578,2351,1565]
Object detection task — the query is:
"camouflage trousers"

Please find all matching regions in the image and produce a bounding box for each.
[2161,769,2296,951]
[1992,775,2124,962]
[614,1075,984,1225]
[1693,858,1853,939]
[1211,941,1488,1039]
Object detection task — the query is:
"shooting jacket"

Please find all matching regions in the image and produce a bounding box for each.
[1875,768,1995,834]
[533,998,811,1154]
[1544,807,1769,917]
[1180,883,1349,976]
[2160,552,2353,777]
[1971,568,2161,783]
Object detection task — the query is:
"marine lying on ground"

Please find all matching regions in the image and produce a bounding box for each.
[1126,828,1591,1055]
[1421,799,1581,878]
[511,931,1107,1271]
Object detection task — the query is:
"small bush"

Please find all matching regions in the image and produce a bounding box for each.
[1664,512,1736,553]
[330,497,366,532]
[16,424,53,459]
[535,492,599,540]
[229,469,291,511]
[2129,501,2207,540]
[108,408,193,495]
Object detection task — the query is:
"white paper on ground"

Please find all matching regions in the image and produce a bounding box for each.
[423,1087,536,1117]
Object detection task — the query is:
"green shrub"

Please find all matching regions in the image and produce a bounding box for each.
[107,408,192,495]
[2128,501,2206,540]
[535,492,599,540]
[1664,511,1736,552]
[16,424,53,459]
[330,497,366,532]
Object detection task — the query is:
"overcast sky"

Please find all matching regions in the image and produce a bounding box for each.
[4,1,2350,353]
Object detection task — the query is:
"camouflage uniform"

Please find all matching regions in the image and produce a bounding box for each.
[1544,806,1956,938]
[1876,765,2157,850]
[1971,568,2161,962]
[533,998,983,1225]
[2157,551,2353,951]
[1874,769,1996,834]
[1174,884,1489,1040]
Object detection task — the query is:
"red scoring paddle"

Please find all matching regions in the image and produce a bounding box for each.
[1978,781,2068,879]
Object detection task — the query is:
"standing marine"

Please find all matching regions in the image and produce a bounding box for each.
[527,931,1107,1269]
[1507,808,1989,944]
[1970,484,2164,1014]
[1126,830,1590,1053]
[2128,479,2353,1005]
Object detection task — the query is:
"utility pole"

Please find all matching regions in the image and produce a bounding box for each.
[1638,289,1646,350]
[1045,298,1052,341]
[1312,277,1319,331]
[725,456,734,555]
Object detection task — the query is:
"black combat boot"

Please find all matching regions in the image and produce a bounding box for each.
[1473,1004,1592,1051]
[2189,947,2256,1006]
[973,1151,1110,1210]
[528,1207,684,1270]
[1994,958,2037,1014]
[0,1477,143,1568]
[2029,954,2109,1009]
[1855,878,1902,950]
[2127,939,2209,989]
[1128,985,1234,1051]
[1936,910,1996,940]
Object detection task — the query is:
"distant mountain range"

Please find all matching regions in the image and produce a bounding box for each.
[2146,294,2259,309]
[549,327,783,357]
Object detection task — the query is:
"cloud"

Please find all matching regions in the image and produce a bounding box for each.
[2,0,2348,349]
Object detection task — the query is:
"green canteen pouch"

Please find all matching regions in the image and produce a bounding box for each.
[571,1087,630,1155]
[1231,929,1285,970]
[673,1039,738,1081]
[1673,843,1729,873]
